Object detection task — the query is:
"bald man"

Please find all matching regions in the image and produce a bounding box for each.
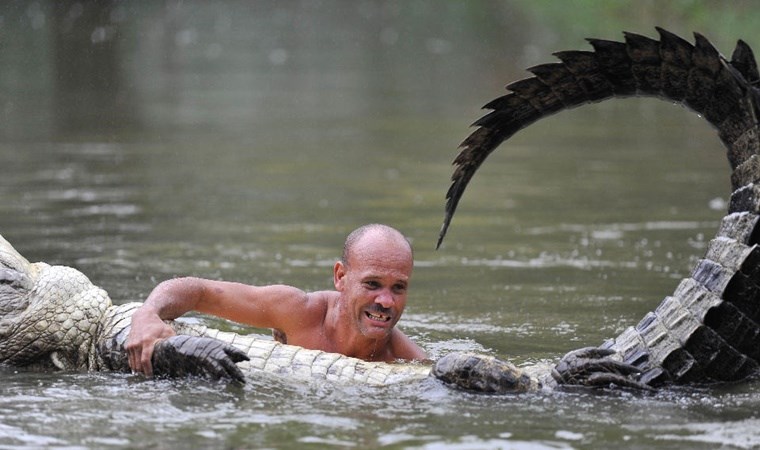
[126,224,427,376]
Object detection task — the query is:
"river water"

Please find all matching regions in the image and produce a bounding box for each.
[2,1,760,448]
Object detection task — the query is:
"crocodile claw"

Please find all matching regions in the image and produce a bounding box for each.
[151,335,250,383]
[552,346,652,391]
[432,352,535,394]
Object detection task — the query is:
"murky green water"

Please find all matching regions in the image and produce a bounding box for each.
[2,1,760,448]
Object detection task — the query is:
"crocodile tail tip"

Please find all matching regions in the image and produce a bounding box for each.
[437,179,464,250]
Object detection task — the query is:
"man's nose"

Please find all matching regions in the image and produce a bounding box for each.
[375,289,395,308]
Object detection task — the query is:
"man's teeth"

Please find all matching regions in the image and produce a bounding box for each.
[366,311,390,321]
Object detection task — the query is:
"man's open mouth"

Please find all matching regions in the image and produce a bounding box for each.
[365,311,390,322]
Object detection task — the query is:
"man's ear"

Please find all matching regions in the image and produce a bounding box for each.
[334,261,346,290]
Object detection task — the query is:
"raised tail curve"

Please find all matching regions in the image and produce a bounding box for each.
[437,27,760,249]
[439,28,760,386]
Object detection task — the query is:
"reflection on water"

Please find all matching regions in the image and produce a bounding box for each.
[1,1,760,448]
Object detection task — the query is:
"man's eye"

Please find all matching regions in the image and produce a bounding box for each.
[393,284,407,293]
[364,281,380,289]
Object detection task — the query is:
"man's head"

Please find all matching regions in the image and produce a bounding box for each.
[333,224,414,340]
[340,224,413,268]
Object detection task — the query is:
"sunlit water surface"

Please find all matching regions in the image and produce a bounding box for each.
[1,1,759,448]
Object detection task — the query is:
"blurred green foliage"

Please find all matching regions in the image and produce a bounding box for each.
[522,0,759,50]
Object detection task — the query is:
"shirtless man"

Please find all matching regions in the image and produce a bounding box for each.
[126,223,427,376]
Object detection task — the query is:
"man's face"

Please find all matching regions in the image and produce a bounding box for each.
[334,234,413,340]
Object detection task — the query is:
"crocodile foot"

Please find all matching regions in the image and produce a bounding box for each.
[432,352,535,394]
[552,347,652,390]
[151,335,250,383]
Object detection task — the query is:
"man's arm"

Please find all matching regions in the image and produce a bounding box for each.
[125,277,311,376]
[390,329,428,362]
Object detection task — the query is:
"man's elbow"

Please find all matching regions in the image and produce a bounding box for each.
[145,277,209,316]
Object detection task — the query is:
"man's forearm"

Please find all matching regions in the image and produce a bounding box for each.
[141,277,206,320]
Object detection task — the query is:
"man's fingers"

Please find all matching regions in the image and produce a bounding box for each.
[141,342,155,377]
[129,350,138,373]
[126,338,151,375]
[127,343,141,373]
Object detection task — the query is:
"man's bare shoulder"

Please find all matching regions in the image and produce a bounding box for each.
[304,290,337,311]
[272,290,336,346]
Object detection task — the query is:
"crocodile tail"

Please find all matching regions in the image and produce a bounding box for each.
[440,29,760,386]
[437,27,760,248]
[606,216,760,386]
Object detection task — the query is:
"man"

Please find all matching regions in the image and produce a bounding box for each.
[126,223,428,376]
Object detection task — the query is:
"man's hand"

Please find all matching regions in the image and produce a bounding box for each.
[125,306,177,377]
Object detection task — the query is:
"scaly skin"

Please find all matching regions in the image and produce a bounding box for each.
[0,234,110,371]
[432,28,760,391]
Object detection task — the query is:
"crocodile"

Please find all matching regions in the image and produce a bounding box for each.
[3,28,759,395]
[432,28,760,391]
